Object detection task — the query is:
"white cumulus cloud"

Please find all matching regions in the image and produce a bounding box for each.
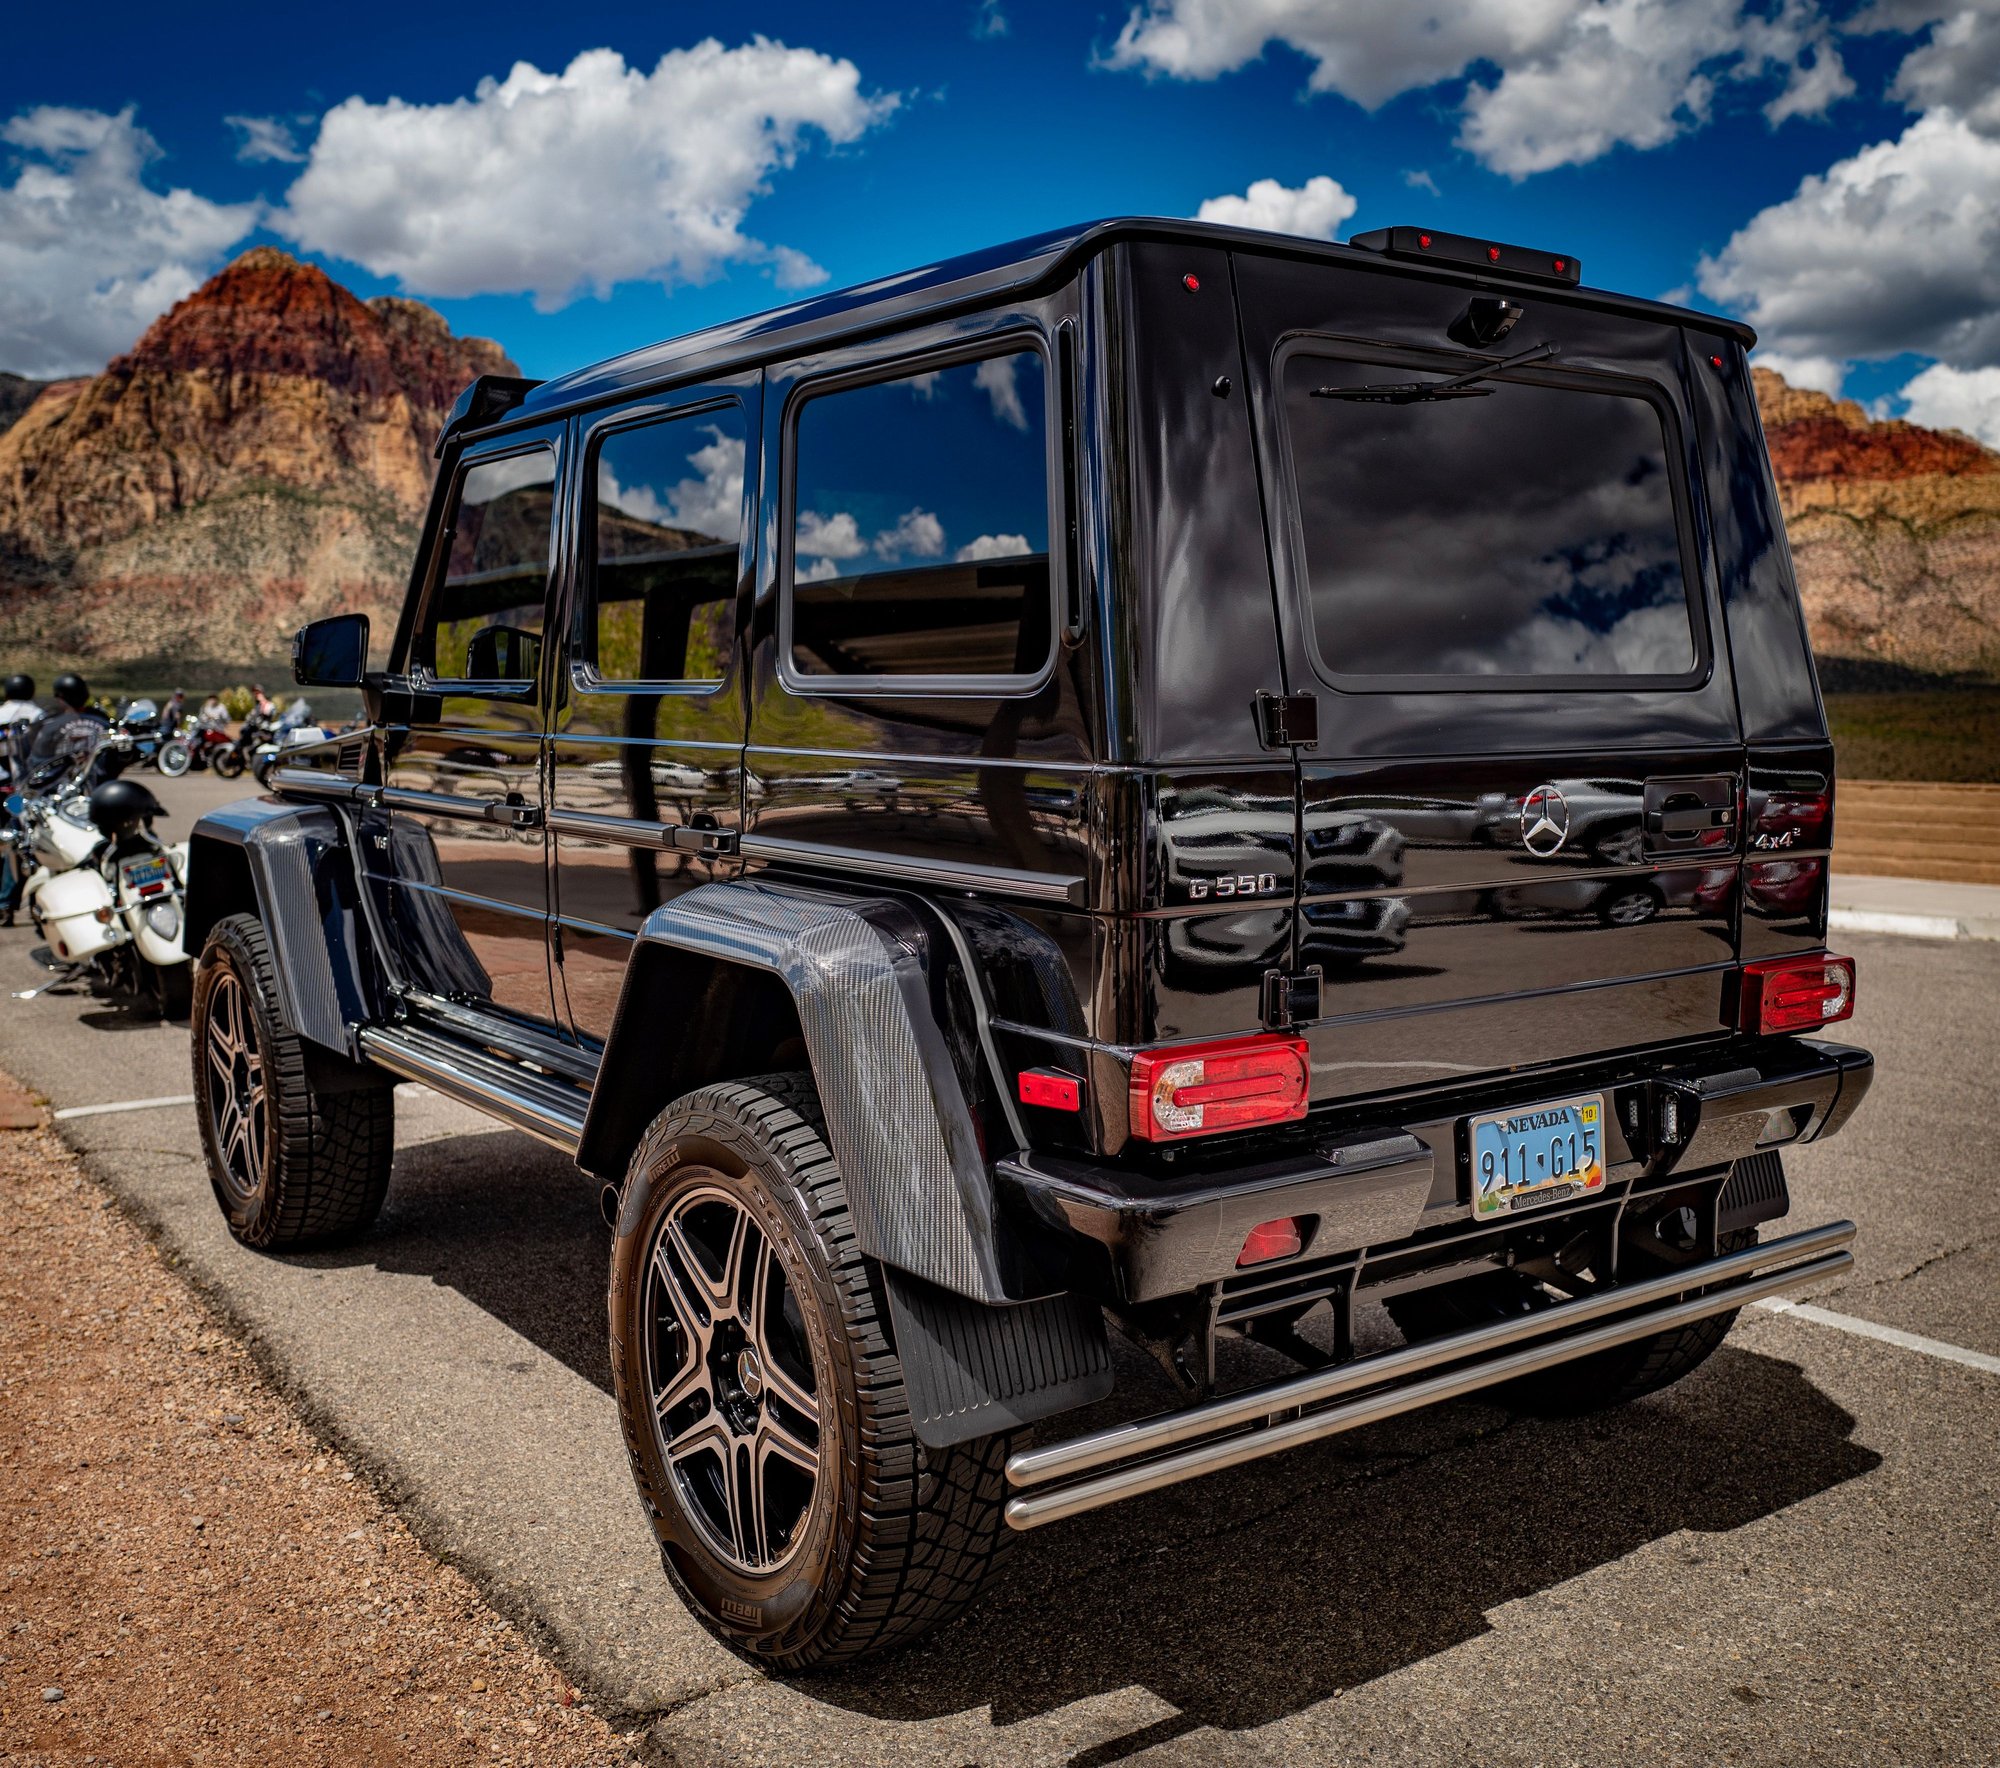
[796,509,867,562]
[226,115,305,164]
[1897,362,2000,448]
[1195,174,1356,239]
[874,507,946,559]
[273,40,896,307]
[974,356,1029,430]
[1696,110,2000,375]
[0,106,259,378]
[956,532,1031,561]
[1105,0,1851,177]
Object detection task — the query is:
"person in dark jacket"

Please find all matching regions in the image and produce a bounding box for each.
[24,673,107,789]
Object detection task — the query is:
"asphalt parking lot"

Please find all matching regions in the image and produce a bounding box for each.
[4,768,1996,1766]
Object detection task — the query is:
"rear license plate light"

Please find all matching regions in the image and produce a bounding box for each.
[1128,1035,1310,1142]
[1736,954,1856,1035]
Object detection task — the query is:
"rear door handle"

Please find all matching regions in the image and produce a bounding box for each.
[1642,776,1737,844]
[1651,803,1733,835]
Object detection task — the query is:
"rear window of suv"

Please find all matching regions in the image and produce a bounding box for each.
[1279,351,1700,686]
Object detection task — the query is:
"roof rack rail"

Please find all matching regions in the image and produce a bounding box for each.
[434,374,545,458]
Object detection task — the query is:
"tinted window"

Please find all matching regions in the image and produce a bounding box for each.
[417,450,556,682]
[1283,355,1697,681]
[789,350,1051,680]
[588,407,746,685]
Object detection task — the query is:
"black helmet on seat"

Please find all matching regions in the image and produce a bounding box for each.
[86,776,166,835]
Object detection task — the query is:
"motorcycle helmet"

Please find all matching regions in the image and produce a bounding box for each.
[53,672,88,710]
[86,776,167,836]
[4,673,32,701]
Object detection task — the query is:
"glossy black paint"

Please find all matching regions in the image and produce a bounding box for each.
[266,217,1861,1312]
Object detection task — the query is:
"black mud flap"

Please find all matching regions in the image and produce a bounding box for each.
[1718,1149,1791,1235]
[882,1268,1114,1449]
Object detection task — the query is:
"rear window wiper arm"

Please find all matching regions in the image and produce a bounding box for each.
[1311,340,1561,404]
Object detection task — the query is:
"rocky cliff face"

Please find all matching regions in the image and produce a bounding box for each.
[1753,366,2000,682]
[0,248,513,665]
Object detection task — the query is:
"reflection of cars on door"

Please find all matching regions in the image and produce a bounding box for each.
[186,217,1871,1670]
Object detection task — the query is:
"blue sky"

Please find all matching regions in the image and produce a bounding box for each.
[4,2,1997,439]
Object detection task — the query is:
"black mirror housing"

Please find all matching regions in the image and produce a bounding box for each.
[294,613,370,687]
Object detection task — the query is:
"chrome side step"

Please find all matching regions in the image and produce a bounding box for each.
[1004,1219,1857,1531]
[358,1023,588,1155]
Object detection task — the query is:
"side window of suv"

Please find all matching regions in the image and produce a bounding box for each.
[413,448,557,686]
[786,347,1051,685]
[584,405,747,687]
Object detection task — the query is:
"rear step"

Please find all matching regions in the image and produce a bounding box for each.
[1004,1219,1855,1530]
[358,1023,588,1154]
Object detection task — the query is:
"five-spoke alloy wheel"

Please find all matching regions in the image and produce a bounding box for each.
[643,1184,825,1573]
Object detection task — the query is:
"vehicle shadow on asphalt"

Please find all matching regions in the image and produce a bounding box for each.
[289,1126,1880,1743]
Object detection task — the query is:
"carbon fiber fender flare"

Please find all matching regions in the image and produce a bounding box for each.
[184,797,385,1061]
[579,878,1024,1305]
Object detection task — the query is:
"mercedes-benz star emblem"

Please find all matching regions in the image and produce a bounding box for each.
[1520,784,1571,857]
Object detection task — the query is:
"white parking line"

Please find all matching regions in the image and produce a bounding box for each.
[52,1094,196,1122]
[1757,1298,2000,1375]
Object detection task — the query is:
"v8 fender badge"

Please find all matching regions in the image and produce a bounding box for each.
[1521,784,1571,857]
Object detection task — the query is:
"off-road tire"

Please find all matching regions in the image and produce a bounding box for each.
[608,1074,1014,1670]
[191,913,394,1249]
[1385,1228,1754,1415]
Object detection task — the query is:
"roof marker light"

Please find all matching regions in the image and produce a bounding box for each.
[1487,245,1501,262]
[1553,258,1568,274]
[1418,233,1433,249]
[1182,273,1201,293]
[1710,353,1725,369]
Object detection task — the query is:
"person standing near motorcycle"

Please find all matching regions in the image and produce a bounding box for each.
[25,673,105,789]
[0,671,40,923]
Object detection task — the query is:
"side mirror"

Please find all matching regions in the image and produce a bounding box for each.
[294,613,370,688]
[465,623,542,684]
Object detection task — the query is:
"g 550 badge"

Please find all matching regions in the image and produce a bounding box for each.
[1189,872,1280,901]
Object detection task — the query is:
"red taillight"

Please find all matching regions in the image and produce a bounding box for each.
[1737,954,1856,1035]
[1237,1216,1304,1267]
[1128,1035,1309,1142]
[1018,1069,1081,1111]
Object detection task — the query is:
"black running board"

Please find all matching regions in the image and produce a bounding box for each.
[358,1023,588,1154]
[1003,1219,1856,1530]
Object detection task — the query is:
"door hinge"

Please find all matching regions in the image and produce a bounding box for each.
[1262,967,1324,1030]
[1255,691,1319,750]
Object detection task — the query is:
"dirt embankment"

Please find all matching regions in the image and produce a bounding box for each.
[0,1088,639,1767]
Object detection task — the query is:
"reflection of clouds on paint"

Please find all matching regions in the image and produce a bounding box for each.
[907,370,942,400]
[797,555,842,581]
[795,509,867,561]
[874,507,945,559]
[596,424,746,543]
[975,355,1028,429]
[955,532,1029,561]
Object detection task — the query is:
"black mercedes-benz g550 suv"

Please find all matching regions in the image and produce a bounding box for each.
[185,217,1872,1668]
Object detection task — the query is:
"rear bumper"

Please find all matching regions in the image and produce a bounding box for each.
[1000,1036,1871,1305]
[1003,1218,1855,1529]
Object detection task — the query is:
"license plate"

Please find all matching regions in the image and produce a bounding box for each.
[120,856,170,893]
[1468,1093,1605,1219]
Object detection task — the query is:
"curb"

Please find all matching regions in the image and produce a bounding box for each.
[1828,908,1974,942]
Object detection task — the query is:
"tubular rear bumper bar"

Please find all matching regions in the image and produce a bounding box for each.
[1003,1218,1854,1530]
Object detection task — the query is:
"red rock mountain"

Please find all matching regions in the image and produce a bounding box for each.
[0,258,1993,684]
[1753,366,1999,682]
[0,248,513,667]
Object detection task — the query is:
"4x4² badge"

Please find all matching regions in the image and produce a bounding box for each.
[1520,784,1571,856]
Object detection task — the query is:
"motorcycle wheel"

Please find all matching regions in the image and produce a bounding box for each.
[214,748,247,779]
[150,957,193,1020]
[156,738,193,778]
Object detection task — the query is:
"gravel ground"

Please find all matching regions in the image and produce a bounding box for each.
[0,1104,639,1768]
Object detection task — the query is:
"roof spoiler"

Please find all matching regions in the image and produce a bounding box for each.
[1348,226,1581,288]
[434,374,544,458]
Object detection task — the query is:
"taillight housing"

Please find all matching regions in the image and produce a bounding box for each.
[1128,1035,1310,1142]
[1736,954,1856,1035]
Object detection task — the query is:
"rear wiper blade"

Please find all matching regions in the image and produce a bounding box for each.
[1311,340,1561,404]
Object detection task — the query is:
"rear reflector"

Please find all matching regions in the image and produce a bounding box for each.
[1128,1035,1310,1142]
[1018,1069,1082,1111]
[1737,954,1856,1036]
[1238,1216,1305,1267]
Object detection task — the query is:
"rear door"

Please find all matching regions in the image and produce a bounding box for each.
[1235,251,1745,1103]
